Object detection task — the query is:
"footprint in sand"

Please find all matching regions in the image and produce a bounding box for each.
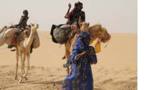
[102,78,113,84]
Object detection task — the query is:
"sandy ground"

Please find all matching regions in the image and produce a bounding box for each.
[0,31,137,90]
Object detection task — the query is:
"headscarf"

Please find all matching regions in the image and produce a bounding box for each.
[78,32,90,45]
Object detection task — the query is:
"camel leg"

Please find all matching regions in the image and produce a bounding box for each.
[21,53,25,75]
[63,43,71,75]
[66,67,70,75]
[23,52,30,80]
[15,48,19,80]
[19,52,25,83]
[66,49,70,74]
[63,43,71,59]
[27,53,30,70]
[62,44,67,59]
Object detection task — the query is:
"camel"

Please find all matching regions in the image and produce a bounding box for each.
[63,22,111,74]
[15,24,40,83]
[0,24,40,83]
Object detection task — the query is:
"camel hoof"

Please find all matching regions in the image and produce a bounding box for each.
[28,67,30,70]
[62,56,66,60]
[18,78,23,83]
[15,76,18,80]
[18,76,25,83]
[24,76,28,80]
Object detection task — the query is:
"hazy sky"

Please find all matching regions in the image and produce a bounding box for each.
[0,0,137,33]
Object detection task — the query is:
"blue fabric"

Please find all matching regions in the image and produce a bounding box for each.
[63,32,94,90]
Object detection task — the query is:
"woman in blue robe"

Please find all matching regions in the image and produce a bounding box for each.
[63,32,97,90]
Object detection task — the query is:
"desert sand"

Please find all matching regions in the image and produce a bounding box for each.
[0,31,137,90]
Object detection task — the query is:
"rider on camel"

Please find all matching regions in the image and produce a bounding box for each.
[65,1,85,25]
[8,10,29,50]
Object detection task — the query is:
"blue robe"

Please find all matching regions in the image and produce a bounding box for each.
[63,32,96,90]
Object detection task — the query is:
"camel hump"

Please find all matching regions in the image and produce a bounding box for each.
[31,24,39,29]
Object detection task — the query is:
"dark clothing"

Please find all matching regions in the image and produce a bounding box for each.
[66,9,85,25]
[17,15,29,29]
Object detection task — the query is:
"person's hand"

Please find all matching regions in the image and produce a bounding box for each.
[76,52,87,60]
[68,3,71,8]
[71,24,78,32]
[76,54,82,60]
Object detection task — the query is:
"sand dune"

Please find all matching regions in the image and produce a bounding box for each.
[0,32,137,90]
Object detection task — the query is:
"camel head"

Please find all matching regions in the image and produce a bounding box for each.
[30,24,39,33]
[89,24,111,43]
[80,22,90,32]
[19,24,39,39]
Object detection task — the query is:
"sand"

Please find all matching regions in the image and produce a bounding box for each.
[0,31,137,90]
